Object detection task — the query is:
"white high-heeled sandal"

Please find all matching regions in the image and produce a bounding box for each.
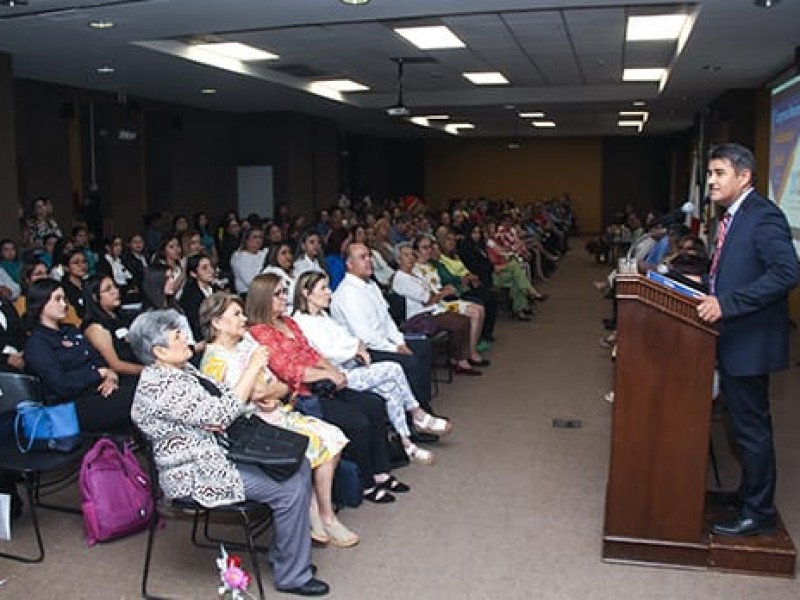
[405,443,435,465]
[413,413,452,436]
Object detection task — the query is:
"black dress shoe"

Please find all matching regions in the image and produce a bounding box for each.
[711,516,776,537]
[277,577,330,596]
[469,358,490,367]
[410,430,439,444]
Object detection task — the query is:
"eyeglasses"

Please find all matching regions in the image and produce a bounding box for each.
[274,288,288,297]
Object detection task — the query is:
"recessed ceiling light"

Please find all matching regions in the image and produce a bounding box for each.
[0,1,29,7]
[200,88,217,95]
[532,121,556,128]
[340,0,370,4]
[463,72,509,85]
[623,68,666,82]
[626,14,688,41]
[194,42,278,62]
[96,65,115,74]
[519,112,545,119]
[753,0,780,7]
[632,100,647,107]
[310,79,369,93]
[394,26,465,50]
[619,110,649,120]
[88,20,115,29]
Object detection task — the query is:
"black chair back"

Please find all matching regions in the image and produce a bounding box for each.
[0,372,43,416]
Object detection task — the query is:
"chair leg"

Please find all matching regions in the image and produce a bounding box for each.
[141,509,160,599]
[0,476,44,563]
[241,512,266,600]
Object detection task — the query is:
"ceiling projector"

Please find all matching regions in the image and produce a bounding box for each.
[386,105,410,117]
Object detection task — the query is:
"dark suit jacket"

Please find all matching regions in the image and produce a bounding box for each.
[715,190,799,376]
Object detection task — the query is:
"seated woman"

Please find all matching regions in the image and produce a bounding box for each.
[293,271,450,465]
[0,291,24,373]
[98,234,138,304]
[60,248,89,324]
[412,234,489,358]
[180,254,220,344]
[392,244,484,375]
[247,273,406,503]
[127,309,329,596]
[262,241,297,313]
[436,232,497,343]
[24,279,134,432]
[81,274,143,383]
[292,230,327,278]
[199,292,357,547]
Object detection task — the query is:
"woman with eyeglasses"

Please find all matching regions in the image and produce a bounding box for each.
[60,248,89,322]
[247,273,407,504]
[81,274,143,381]
[293,270,451,465]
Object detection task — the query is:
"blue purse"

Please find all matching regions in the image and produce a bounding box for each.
[14,400,81,453]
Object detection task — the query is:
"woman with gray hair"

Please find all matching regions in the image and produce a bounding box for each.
[128,309,329,597]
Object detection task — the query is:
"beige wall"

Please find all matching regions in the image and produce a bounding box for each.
[424,137,603,232]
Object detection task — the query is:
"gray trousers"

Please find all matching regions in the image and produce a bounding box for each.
[238,460,313,589]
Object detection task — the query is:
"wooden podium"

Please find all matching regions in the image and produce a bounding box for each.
[602,275,796,577]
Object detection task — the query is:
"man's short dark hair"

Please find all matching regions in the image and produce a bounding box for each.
[709,143,757,180]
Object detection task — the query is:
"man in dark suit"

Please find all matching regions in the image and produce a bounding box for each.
[697,143,799,537]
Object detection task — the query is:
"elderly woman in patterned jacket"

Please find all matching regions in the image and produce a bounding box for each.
[128,308,329,597]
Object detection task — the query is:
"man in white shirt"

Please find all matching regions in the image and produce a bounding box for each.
[330,242,434,414]
[230,228,267,295]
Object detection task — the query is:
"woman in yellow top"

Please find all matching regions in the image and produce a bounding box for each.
[198,291,358,548]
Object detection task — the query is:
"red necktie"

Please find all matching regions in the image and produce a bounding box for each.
[709,212,731,293]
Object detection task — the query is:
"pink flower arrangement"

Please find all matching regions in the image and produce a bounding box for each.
[217,545,254,599]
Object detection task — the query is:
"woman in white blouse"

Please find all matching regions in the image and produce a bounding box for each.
[293,271,452,465]
[293,229,327,278]
[262,241,297,314]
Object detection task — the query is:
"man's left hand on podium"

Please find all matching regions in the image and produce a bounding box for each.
[697,295,722,324]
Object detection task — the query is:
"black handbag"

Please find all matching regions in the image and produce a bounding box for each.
[217,415,308,482]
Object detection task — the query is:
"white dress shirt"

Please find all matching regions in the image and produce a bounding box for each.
[293,256,325,278]
[230,248,267,294]
[293,312,360,366]
[391,270,441,319]
[330,273,404,352]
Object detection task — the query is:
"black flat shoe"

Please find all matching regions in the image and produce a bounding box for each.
[363,487,396,504]
[277,577,330,596]
[469,358,490,367]
[711,516,776,537]
[378,475,410,493]
[410,430,440,444]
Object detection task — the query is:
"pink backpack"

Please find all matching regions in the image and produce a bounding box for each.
[79,438,155,546]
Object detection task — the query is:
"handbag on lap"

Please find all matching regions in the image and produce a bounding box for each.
[218,415,308,482]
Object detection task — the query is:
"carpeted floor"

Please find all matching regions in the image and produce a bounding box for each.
[2,244,799,599]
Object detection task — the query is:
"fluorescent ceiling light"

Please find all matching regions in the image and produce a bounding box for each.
[619,110,649,121]
[463,72,509,85]
[341,0,370,5]
[626,14,688,41]
[421,114,449,120]
[194,42,278,62]
[618,120,645,132]
[532,121,556,128]
[519,112,545,119]
[444,122,475,135]
[310,79,369,93]
[410,117,432,127]
[96,65,115,74]
[632,100,647,107]
[200,88,218,95]
[623,68,665,82]
[394,26,465,50]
